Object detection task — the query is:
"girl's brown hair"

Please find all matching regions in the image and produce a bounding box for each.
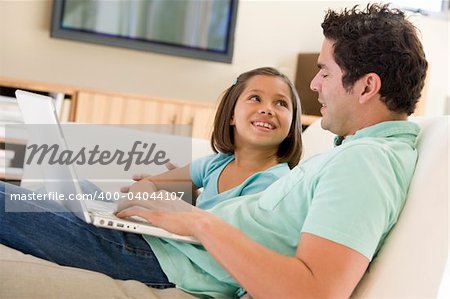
[211,67,303,168]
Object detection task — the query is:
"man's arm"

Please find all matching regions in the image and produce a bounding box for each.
[194,214,369,299]
[117,206,369,298]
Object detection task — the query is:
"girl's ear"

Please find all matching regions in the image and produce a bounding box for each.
[230,115,235,126]
[359,73,381,104]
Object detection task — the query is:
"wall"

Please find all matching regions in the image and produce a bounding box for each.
[0,0,448,115]
[410,13,450,115]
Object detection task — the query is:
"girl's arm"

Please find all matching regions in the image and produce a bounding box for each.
[118,164,199,210]
[123,164,198,196]
[141,164,194,193]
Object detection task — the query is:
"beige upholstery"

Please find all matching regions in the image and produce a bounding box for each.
[0,243,193,299]
[353,116,449,298]
[1,116,448,298]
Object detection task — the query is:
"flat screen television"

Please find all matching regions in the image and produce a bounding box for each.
[50,0,239,63]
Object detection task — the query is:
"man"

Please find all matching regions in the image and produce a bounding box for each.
[116,3,427,298]
[1,3,428,298]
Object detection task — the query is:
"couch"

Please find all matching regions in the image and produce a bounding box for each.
[1,116,448,298]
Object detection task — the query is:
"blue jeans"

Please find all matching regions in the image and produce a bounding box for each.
[0,182,174,288]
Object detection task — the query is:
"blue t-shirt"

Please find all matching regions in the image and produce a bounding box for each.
[190,153,290,209]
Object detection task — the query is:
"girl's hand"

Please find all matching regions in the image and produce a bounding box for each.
[164,161,178,171]
[120,174,150,193]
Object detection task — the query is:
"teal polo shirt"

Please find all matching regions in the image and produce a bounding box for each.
[145,120,420,298]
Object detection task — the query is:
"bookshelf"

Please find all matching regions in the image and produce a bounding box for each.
[0,78,77,182]
[0,77,77,122]
[0,142,25,182]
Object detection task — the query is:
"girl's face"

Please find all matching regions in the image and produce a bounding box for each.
[231,75,294,151]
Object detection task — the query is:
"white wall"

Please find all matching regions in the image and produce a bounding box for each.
[0,0,448,115]
[408,12,449,115]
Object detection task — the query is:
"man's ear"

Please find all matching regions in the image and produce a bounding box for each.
[359,73,381,104]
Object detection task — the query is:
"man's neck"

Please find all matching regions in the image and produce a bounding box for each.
[347,108,408,137]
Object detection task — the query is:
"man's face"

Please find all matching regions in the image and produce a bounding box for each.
[310,39,361,137]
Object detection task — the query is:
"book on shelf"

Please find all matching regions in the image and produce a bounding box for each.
[0,149,15,159]
[0,124,27,143]
[0,159,12,167]
[0,95,23,124]
[0,149,15,168]
[0,166,23,180]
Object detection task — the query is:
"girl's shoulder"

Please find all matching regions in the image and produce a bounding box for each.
[193,152,234,168]
[191,153,234,177]
[191,153,235,190]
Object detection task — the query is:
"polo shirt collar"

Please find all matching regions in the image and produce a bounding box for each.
[334,121,421,146]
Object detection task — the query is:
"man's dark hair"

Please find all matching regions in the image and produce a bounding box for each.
[322,3,428,115]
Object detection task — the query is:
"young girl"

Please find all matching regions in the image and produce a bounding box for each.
[0,67,303,293]
[122,67,303,209]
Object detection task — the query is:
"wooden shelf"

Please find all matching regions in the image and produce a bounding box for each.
[0,76,77,122]
[0,76,76,95]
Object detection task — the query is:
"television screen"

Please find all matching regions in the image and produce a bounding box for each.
[51,0,238,63]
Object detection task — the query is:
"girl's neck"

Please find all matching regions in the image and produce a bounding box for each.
[233,147,279,171]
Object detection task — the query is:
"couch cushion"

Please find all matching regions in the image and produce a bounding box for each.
[0,244,194,299]
[352,116,449,298]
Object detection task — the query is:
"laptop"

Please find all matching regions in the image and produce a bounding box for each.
[14,89,199,244]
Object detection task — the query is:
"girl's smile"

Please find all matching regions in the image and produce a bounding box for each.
[251,120,276,130]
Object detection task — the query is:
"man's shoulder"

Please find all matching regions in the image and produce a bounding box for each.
[305,135,412,173]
